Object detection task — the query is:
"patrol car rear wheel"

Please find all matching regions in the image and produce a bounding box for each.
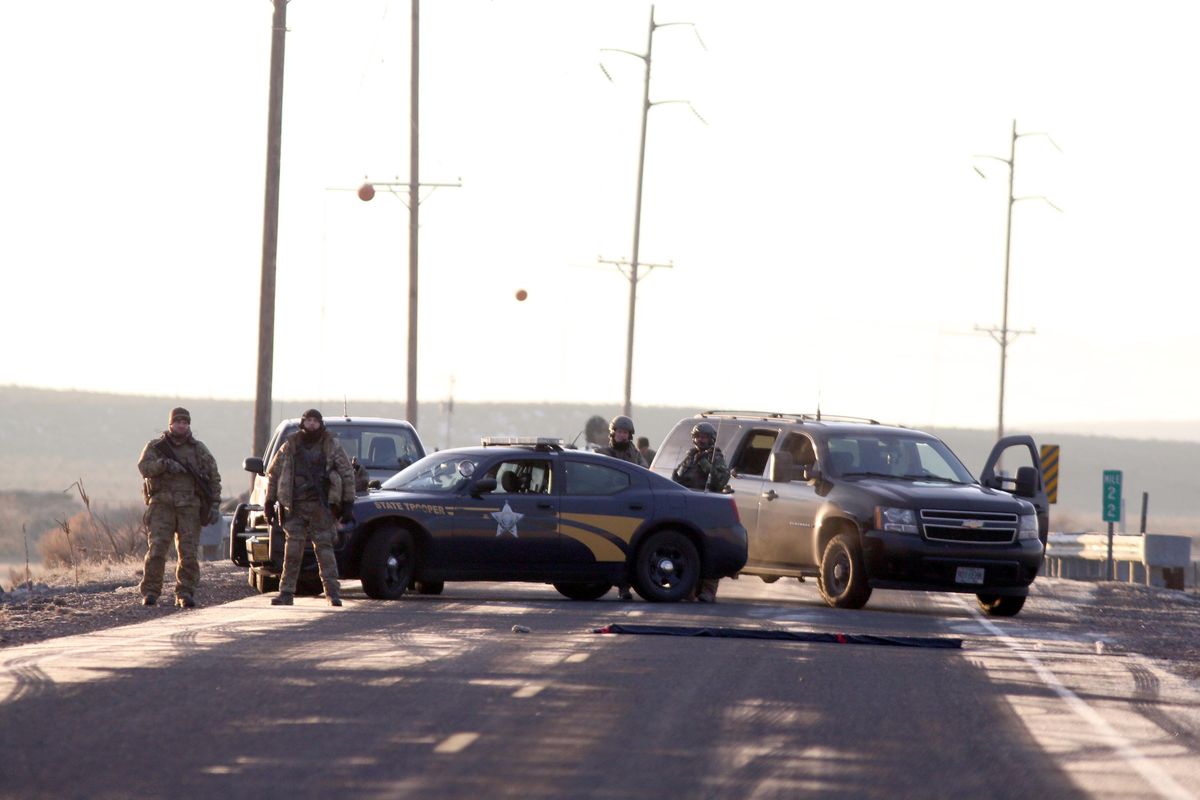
[361,526,416,600]
[976,593,1025,617]
[818,532,872,609]
[633,530,700,603]
[552,581,612,601]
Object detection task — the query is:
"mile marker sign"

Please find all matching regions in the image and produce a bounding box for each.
[1102,470,1122,523]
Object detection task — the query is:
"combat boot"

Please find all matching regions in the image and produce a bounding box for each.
[327,592,343,607]
[271,592,294,606]
[141,594,158,607]
[175,595,197,609]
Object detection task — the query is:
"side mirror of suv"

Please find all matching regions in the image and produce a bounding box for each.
[243,457,265,475]
[799,464,821,482]
[1013,466,1038,498]
[769,452,794,483]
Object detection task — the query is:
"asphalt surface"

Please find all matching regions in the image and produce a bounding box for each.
[1,577,1198,800]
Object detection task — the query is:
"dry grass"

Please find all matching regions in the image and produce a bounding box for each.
[35,481,144,572]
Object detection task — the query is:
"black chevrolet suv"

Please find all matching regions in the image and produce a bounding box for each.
[650,412,1048,616]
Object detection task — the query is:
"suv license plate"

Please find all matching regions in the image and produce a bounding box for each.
[955,566,985,585]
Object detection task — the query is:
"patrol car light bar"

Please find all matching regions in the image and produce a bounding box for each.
[480,436,564,448]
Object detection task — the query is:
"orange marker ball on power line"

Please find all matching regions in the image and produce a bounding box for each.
[515,289,528,302]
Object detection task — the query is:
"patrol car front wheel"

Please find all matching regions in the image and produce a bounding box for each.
[361,526,417,600]
[633,530,700,603]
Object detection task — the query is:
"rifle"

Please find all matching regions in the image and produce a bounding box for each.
[153,438,213,511]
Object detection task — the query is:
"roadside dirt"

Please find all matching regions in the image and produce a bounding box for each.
[2,562,1198,686]
[0,560,258,649]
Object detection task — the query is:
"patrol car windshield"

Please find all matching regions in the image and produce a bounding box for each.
[825,433,975,484]
[383,453,482,493]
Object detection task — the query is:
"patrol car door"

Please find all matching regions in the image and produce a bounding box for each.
[753,432,823,569]
[725,428,779,563]
[557,457,651,571]
[453,457,560,570]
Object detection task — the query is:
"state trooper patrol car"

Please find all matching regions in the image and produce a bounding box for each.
[231,437,748,602]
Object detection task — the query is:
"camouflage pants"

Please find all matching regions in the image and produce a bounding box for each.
[139,502,201,599]
[280,500,339,595]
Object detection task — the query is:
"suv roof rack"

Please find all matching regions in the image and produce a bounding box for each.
[479,436,564,452]
[700,410,882,425]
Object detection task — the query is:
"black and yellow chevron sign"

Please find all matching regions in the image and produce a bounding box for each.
[1040,444,1059,504]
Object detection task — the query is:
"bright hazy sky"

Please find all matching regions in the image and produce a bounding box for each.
[2,1,1198,433]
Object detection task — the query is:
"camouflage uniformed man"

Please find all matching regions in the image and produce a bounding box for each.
[265,409,355,607]
[636,436,656,465]
[597,415,647,600]
[136,407,222,608]
[671,421,730,603]
[597,415,648,467]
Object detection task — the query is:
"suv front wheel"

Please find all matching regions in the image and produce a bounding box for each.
[818,532,872,609]
[976,593,1025,617]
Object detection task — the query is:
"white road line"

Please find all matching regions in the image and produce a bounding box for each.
[959,597,1197,800]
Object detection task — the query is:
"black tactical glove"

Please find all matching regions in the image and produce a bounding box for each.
[264,502,277,525]
[205,502,221,526]
[164,460,187,474]
[339,500,355,524]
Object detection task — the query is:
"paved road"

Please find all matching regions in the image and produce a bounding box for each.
[2,578,1198,800]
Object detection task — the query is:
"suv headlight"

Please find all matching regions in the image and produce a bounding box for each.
[875,506,918,534]
[1017,514,1040,541]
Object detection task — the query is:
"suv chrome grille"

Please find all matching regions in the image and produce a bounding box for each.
[920,509,1018,544]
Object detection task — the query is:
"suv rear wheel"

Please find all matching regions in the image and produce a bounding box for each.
[818,532,872,609]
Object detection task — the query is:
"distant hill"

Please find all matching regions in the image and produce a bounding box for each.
[1,386,1196,536]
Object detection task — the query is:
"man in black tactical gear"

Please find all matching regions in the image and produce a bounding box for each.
[671,421,730,602]
[597,415,648,467]
[265,409,356,607]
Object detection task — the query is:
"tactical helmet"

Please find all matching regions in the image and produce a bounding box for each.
[609,415,635,436]
[168,407,191,425]
[691,421,717,441]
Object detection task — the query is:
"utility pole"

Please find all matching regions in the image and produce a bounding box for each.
[600,5,705,418]
[974,119,1061,440]
[252,0,288,462]
[407,0,419,429]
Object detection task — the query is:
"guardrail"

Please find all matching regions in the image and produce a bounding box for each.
[1044,532,1194,590]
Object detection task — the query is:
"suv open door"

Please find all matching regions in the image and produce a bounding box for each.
[979,435,1049,544]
